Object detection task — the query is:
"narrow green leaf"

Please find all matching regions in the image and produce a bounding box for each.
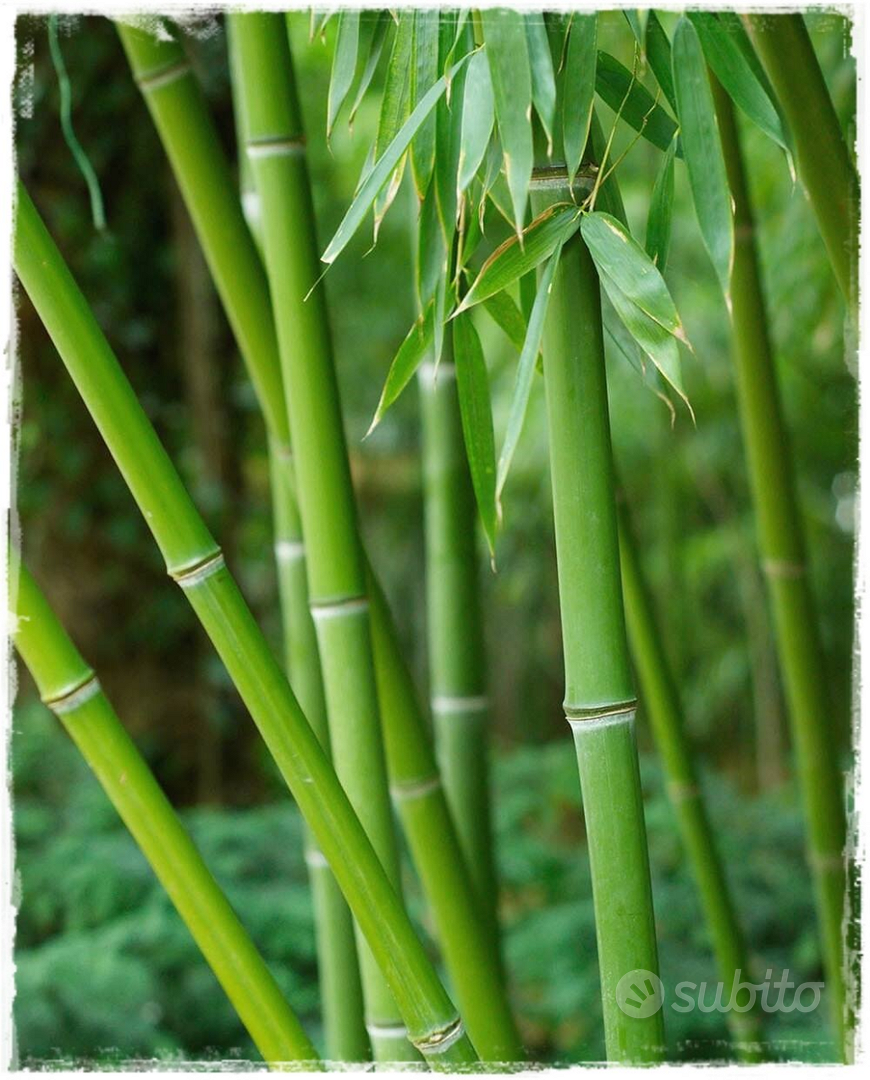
[526,14,556,154]
[456,203,581,313]
[562,14,597,185]
[410,9,440,198]
[581,211,687,341]
[367,305,435,434]
[348,12,392,127]
[373,12,414,230]
[327,11,360,138]
[452,313,498,554]
[595,52,680,154]
[482,7,534,234]
[323,53,472,264]
[496,240,562,510]
[416,183,446,309]
[457,50,494,197]
[643,12,677,112]
[598,271,693,419]
[645,137,676,271]
[481,290,527,351]
[672,17,734,301]
[589,109,628,226]
[688,12,789,153]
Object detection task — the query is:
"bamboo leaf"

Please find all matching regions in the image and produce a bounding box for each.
[643,12,677,112]
[456,203,581,313]
[589,109,628,225]
[481,290,527,351]
[562,14,597,185]
[410,8,440,198]
[581,211,687,342]
[434,16,473,240]
[322,52,472,264]
[645,137,676,271]
[416,183,446,309]
[496,240,562,510]
[367,305,435,434]
[595,52,680,155]
[348,12,391,127]
[373,12,414,231]
[526,14,557,155]
[327,11,360,138]
[457,49,494,197]
[672,17,734,301]
[687,12,789,154]
[452,313,497,554]
[481,7,534,234]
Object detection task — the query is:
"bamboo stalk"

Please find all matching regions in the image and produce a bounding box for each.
[744,13,858,313]
[229,14,415,1062]
[617,499,763,1060]
[418,353,500,942]
[531,172,664,1063]
[117,17,518,1062]
[116,21,368,1059]
[712,79,848,1055]
[10,557,318,1068]
[14,180,476,1068]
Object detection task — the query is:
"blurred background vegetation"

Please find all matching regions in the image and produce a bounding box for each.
[11,8,856,1066]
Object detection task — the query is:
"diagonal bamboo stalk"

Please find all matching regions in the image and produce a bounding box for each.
[14,179,477,1069]
[531,170,663,1063]
[10,557,319,1068]
[712,78,849,1056]
[115,21,369,1059]
[115,18,519,1060]
[744,13,858,314]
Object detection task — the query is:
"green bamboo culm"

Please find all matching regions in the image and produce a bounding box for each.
[229,13,416,1063]
[744,13,858,314]
[118,17,518,1062]
[418,351,501,944]
[13,181,477,1069]
[10,557,318,1068]
[617,500,763,1060]
[115,20,369,1060]
[712,79,849,1056]
[532,173,664,1063]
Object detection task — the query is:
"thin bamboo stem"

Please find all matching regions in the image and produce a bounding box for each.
[418,352,500,944]
[116,21,368,1059]
[713,79,848,1055]
[532,172,664,1063]
[230,14,414,1062]
[617,499,763,1060]
[14,180,476,1068]
[10,558,318,1068]
[744,13,858,313]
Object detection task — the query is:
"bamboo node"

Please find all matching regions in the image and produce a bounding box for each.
[412,1015,465,1055]
[418,360,456,386]
[762,557,806,579]
[365,1021,409,1041]
[275,539,306,563]
[310,595,369,621]
[390,774,442,802]
[172,551,226,589]
[566,703,637,734]
[247,137,307,160]
[136,60,191,94]
[45,672,100,715]
[303,847,329,870]
[431,694,488,715]
[564,699,638,721]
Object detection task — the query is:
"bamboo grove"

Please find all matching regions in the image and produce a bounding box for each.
[9,6,857,1068]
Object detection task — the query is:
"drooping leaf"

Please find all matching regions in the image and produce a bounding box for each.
[481,7,534,234]
[496,240,562,511]
[457,49,493,198]
[603,299,677,424]
[323,53,472,264]
[643,12,677,111]
[410,8,440,198]
[452,313,498,555]
[481,290,528,351]
[456,204,582,313]
[672,16,734,302]
[589,109,628,225]
[526,14,557,154]
[598,271,693,419]
[688,12,790,155]
[581,211,687,342]
[595,52,680,155]
[562,14,597,185]
[434,49,469,241]
[367,304,436,435]
[645,137,676,271]
[348,12,392,127]
[416,183,446,309]
[327,11,361,138]
[373,12,414,232]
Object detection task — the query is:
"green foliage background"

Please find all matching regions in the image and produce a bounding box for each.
[11,9,856,1066]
